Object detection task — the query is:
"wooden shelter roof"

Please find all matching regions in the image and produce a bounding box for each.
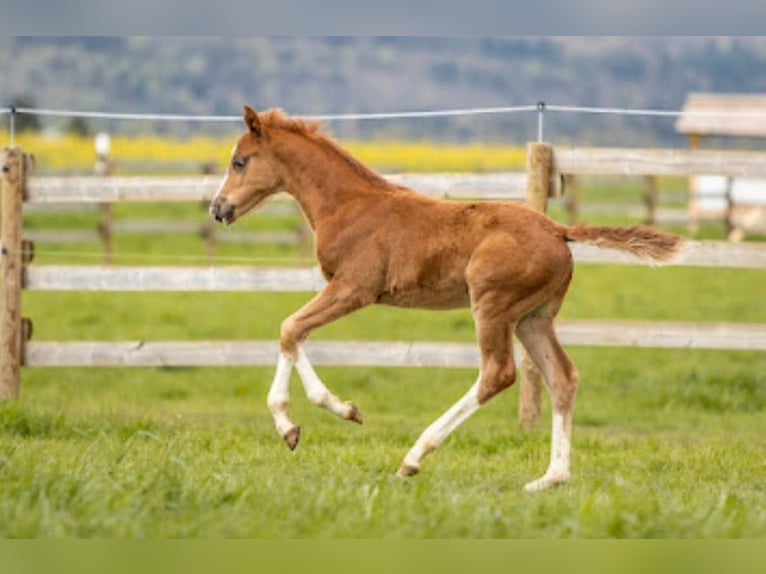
[675,93,766,138]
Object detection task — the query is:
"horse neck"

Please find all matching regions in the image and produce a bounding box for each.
[271,131,386,230]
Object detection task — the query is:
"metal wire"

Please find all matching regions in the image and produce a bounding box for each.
[10,103,766,124]
[546,104,766,118]
[11,104,539,124]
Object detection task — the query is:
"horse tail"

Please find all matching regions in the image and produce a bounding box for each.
[561,223,684,262]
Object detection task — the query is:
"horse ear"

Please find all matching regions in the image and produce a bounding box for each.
[243,105,262,136]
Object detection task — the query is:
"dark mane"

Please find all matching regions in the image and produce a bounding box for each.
[260,108,401,191]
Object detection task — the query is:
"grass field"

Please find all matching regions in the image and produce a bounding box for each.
[1,140,765,538]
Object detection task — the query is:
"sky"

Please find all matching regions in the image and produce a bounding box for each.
[3,0,766,35]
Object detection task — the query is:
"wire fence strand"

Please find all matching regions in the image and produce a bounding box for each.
[13,107,240,123]
[310,105,539,121]
[6,103,766,124]
[8,104,540,123]
[546,104,766,118]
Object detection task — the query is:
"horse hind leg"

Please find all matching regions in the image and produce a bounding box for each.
[398,303,517,477]
[516,307,579,492]
[397,375,484,477]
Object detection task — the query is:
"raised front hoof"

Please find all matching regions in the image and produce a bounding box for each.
[523,472,569,493]
[396,462,420,478]
[347,402,364,425]
[282,426,301,451]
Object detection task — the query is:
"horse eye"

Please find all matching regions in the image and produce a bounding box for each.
[231,156,248,170]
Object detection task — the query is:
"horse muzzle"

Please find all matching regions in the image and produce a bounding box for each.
[209,196,236,225]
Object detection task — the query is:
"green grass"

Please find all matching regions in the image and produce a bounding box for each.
[2,177,766,538]
[2,350,764,538]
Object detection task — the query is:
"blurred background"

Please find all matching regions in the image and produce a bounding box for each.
[3,36,766,145]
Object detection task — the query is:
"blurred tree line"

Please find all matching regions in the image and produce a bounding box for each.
[3,37,766,146]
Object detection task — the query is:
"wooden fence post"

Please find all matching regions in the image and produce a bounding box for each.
[1,147,26,399]
[564,174,580,225]
[724,176,736,241]
[519,141,553,427]
[644,175,658,225]
[99,204,113,264]
[94,135,113,264]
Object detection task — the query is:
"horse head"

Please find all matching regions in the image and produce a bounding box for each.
[209,105,284,225]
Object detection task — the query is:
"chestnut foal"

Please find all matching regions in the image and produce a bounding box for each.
[210,106,682,491]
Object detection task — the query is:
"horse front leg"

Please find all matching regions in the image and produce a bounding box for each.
[267,352,301,449]
[268,280,373,450]
[292,345,363,423]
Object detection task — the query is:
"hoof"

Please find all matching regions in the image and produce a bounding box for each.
[396,462,420,478]
[523,472,569,493]
[283,426,301,451]
[347,402,363,425]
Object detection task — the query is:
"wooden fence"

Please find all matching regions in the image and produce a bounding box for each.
[24,199,309,259]
[558,147,766,234]
[25,171,532,261]
[2,143,766,428]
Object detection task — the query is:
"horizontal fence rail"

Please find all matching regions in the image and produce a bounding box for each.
[25,172,529,204]
[569,240,766,268]
[24,319,766,368]
[554,147,766,178]
[24,227,300,245]
[25,265,329,291]
[24,341,479,368]
[21,239,766,292]
[387,172,528,200]
[27,176,223,203]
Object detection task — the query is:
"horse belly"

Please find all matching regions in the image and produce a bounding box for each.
[378,291,469,310]
[377,279,470,310]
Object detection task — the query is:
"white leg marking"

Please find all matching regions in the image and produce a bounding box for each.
[524,411,572,492]
[398,378,481,475]
[549,411,571,474]
[295,347,358,420]
[267,352,297,437]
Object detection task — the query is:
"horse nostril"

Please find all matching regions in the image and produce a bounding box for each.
[210,197,235,224]
[210,197,225,217]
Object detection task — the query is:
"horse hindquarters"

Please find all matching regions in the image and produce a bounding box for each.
[398,233,575,486]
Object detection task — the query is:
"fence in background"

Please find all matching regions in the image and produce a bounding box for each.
[25,171,531,261]
[557,147,766,236]
[2,143,766,428]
